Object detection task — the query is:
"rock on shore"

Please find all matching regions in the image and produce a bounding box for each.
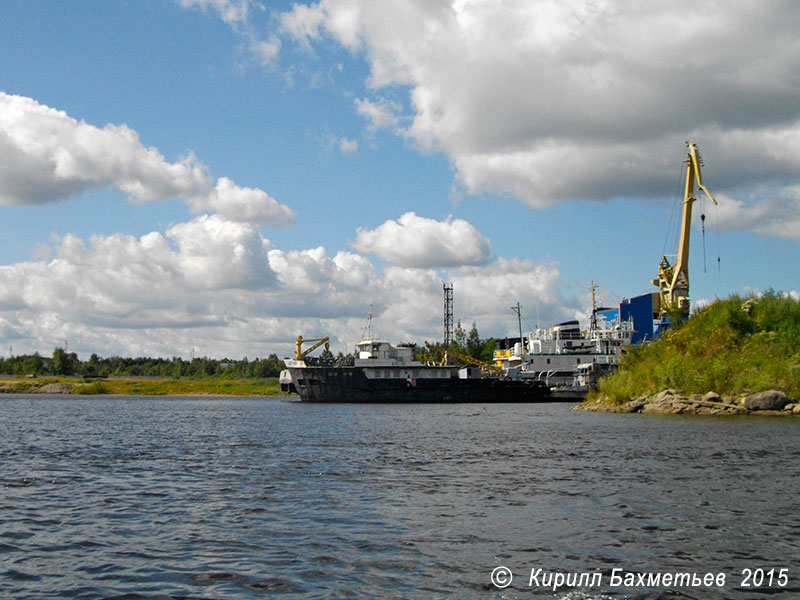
[578,389,797,416]
[36,382,75,394]
[0,381,75,394]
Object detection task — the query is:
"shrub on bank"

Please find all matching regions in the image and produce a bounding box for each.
[73,381,110,395]
[590,292,800,404]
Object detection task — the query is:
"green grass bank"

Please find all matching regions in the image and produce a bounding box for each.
[586,291,800,406]
[0,376,290,397]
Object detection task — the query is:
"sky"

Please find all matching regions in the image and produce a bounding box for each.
[1,0,799,360]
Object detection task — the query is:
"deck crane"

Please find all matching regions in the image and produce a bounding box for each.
[651,142,717,318]
[424,342,504,374]
[294,336,330,360]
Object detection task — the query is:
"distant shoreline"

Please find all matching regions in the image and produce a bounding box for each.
[0,376,291,397]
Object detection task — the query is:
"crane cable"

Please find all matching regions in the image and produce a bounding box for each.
[715,200,721,282]
[663,158,685,258]
[700,195,722,281]
[701,195,707,274]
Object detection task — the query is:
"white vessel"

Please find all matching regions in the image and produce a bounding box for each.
[494,307,635,388]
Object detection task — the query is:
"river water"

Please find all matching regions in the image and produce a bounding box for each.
[1,396,798,599]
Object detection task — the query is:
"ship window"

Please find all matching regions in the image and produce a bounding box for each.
[547,359,550,364]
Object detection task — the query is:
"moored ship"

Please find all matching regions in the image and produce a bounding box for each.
[493,310,635,389]
[281,337,551,403]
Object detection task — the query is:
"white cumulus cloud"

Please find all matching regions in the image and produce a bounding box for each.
[0,92,208,206]
[177,0,251,26]
[278,0,800,238]
[188,177,295,226]
[167,214,276,290]
[0,93,295,226]
[714,187,800,242]
[0,207,576,358]
[353,212,491,268]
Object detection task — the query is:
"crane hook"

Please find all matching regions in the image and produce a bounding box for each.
[701,213,707,273]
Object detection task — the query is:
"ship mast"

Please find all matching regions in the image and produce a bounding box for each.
[510,302,523,354]
[361,304,375,340]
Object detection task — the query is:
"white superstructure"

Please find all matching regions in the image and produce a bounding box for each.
[494,312,634,387]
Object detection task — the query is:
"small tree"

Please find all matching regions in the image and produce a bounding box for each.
[453,320,466,349]
[466,322,482,358]
[52,347,79,376]
[23,353,44,376]
[480,337,497,364]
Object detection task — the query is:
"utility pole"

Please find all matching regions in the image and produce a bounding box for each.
[443,282,454,347]
[511,302,523,354]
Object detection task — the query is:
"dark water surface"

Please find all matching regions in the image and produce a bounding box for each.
[1,396,798,599]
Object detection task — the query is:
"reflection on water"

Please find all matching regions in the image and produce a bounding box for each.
[1,396,798,598]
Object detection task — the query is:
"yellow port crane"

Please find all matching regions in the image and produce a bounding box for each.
[295,336,330,359]
[652,142,717,317]
[425,342,504,374]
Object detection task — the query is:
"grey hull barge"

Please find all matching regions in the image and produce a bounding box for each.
[281,338,551,403]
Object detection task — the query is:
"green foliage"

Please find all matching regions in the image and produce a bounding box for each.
[453,320,467,348]
[0,351,285,379]
[73,381,110,395]
[591,293,800,404]
[52,347,79,376]
[479,337,496,364]
[466,322,482,358]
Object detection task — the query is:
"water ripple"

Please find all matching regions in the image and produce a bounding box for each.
[1,396,798,598]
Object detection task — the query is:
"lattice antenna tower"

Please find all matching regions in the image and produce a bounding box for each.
[443,282,454,347]
[362,304,376,340]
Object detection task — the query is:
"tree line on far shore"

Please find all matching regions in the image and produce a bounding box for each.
[1,321,504,379]
[0,349,286,379]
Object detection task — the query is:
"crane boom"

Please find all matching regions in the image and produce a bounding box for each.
[425,342,503,374]
[651,142,717,317]
[295,336,330,359]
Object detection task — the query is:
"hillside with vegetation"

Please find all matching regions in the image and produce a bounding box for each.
[587,291,800,406]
